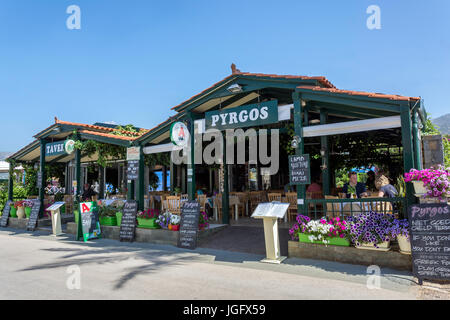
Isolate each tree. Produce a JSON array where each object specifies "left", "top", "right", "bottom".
[{"left": 422, "top": 114, "right": 450, "bottom": 167}]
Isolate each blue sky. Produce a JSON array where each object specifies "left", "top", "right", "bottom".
[{"left": 1, "top": 0, "right": 449, "bottom": 151}]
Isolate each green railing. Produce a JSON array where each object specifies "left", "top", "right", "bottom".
[{"left": 304, "top": 197, "right": 407, "bottom": 220}]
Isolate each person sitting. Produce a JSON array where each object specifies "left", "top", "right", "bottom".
[
  {"left": 81, "top": 183, "right": 97, "bottom": 201},
  {"left": 366, "top": 170, "right": 376, "bottom": 192},
  {"left": 306, "top": 173, "right": 322, "bottom": 198},
  {"left": 375, "top": 175, "right": 398, "bottom": 198},
  {"left": 343, "top": 172, "right": 367, "bottom": 198}
]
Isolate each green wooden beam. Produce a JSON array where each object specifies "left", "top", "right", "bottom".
[
  {"left": 320, "top": 110, "right": 330, "bottom": 195},
  {"left": 292, "top": 92, "right": 306, "bottom": 215},
  {"left": 187, "top": 112, "right": 196, "bottom": 200},
  {"left": 298, "top": 92, "right": 401, "bottom": 113},
  {"left": 401, "top": 107, "right": 416, "bottom": 209},
  {"left": 39, "top": 139, "right": 47, "bottom": 218}
]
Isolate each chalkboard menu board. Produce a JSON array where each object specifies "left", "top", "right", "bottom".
[
  {"left": 0, "top": 201, "right": 12, "bottom": 228},
  {"left": 178, "top": 201, "right": 200, "bottom": 250},
  {"left": 37, "top": 171, "right": 43, "bottom": 188},
  {"left": 409, "top": 203, "right": 450, "bottom": 283},
  {"left": 127, "top": 160, "right": 139, "bottom": 180},
  {"left": 79, "top": 202, "right": 101, "bottom": 242},
  {"left": 26, "top": 200, "right": 41, "bottom": 231},
  {"left": 119, "top": 200, "right": 137, "bottom": 242},
  {"left": 289, "top": 154, "right": 310, "bottom": 185}
]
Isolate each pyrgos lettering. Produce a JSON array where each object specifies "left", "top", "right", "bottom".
[{"left": 210, "top": 106, "right": 270, "bottom": 127}]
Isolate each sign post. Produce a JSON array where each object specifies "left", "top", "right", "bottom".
[
  {"left": 77, "top": 201, "right": 101, "bottom": 242},
  {"left": 46, "top": 201, "right": 66, "bottom": 236},
  {"left": 251, "top": 202, "right": 289, "bottom": 264},
  {"left": 409, "top": 203, "right": 450, "bottom": 284},
  {"left": 119, "top": 200, "right": 138, "bottom": 242},
  {"left": 0, "top": 200, "right": 13, "bottom": 228},
  {"left": 178, "top": 201, "right": 200, "bottom": 250},
  {"left": 26, "top": 200, "right": 42, "bottom": 231}
]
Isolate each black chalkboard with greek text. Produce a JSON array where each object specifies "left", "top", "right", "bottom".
[
  {"left": 26, "top": 200, "right": 41, "bottom": 231},
  {"left": 178, "top": 201, "right": 200, "bottom": 250},
  {"left": 289, "top": 154, "right": 310, "bottom": 185},
  {"left": 408, "top": 203, "right": 450, "bottom": 283},
  {"left": 0, "top": 201, "right": 12, "bottom": 228},
  {"left": 120, "top": 200, "right": 137, "bottom": 242}
]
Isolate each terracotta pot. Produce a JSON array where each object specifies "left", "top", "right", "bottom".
[{"left": 17, "top": 206, "right": 26, "bottom": 219}]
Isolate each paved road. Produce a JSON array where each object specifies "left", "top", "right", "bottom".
[{"left": 0, "top": 228, "right": 422, "bottom": 300}]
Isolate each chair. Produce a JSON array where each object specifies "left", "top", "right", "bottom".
[
  {"left": 197, "top": 194, "right": 207, "bottom": 212},
  {"left": 164, "top": 196, "right": 181, "bottom": 215},
  {"left": 249, "top": 191, "right": 264, "bottom": 213},
  {"left": 325, "top": 195, "right": 340, "bottom": 218},
  {"left": 231, "top": 192, "right": 247, "bottom": 217},
  {"left": 267, "top": 193, "right": 282, "bottom": 202},
  {"left": 285, "top": 192, "right": 298, "bottom": 222}
]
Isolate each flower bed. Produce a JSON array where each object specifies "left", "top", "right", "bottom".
[
  {"left": 289, "top": 215, "right": 350, "bottom": 246},
  {"left": 137, "top": 209, "right": 161, "bottom": 229},
  {"left": 290, "top": 211, "right": 411, "bottom": 251}
]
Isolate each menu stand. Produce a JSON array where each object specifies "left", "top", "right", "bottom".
[
  {"left": 46, "top": 202, "right": 65, "bottom": 236},
  {"left": 251, "top": 202, "right": 289, "bottom": 264}
]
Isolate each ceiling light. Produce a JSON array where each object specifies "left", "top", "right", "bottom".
[{"left": 227, "top": 84, "right": 243, "bottom": 94}]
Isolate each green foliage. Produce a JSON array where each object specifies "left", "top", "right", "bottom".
[
  {"left": 335, "top": 168, "right": 349, "bottom": 188},
  {"left": 280, "top": 123, "right": 295, "bottom": 155},
  {"left": 23, "top": 164, "right": 38, "bottom": 196},
  {"left": 71, "top": 131, "right": 126, "bottom": 168},
  {"left": 422, "top": 114, "right": 450, "bottom": 167},
  {"left": 0, "top": 184, "right": 27, "bottom": 212},
  {"left": 144, "top": 152, "right": 170, "bottom": 168}
]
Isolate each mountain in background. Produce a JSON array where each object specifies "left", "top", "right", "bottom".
[
  {"left": 432, "top": 113, "right": 450, "bottom": 135},
  {"left": 0, "top": 152, "right": 12, "bottom": 161}
]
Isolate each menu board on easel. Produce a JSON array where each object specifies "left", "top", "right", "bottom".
[
  {"left": 178, "top": 201, "right": 200, "bottom": 250},
  {"left": 26, "top": 200, "right": 42, "bottom": 231},
  {"left": 0, "top": 201, "right": 13, "bottom": 228},
  {"left": 409, "top": 203, "right": 450, "bottom": 284},
  {"left": 119, "top": 200, "right": 137, "bottom": 242}
]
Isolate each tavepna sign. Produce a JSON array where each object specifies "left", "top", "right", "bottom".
[
  {"left": 205, "top": 100, "right": 278, "bottom": 131},
  {"left": 45, "top": 140, "right": 76, "bottom": 157}
]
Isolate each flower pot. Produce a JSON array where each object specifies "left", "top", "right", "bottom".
[
  {"left": 99, "top": 216, "right": 117, "bottom": 226},
  {"left": 17, "top": 206, "right": 26, "bottom": 219},
  {"left": 137, "top": 217, "right": 160, "bottom": 229},
  {"left": 116, "top": 212, "right": 123, "bottom": 226},
  {"left": 74, "top": 210, "right": 79, "bottom": 225},
  {"left": 356, "top": 241, "right": 390, "bottom": 251},
  {"left": 397, "top": 235, "right": 411, "bottom": 254},
  {"left": 299, "top": 233, "right": 350, "bottom": 246},
  {"left": 169, "top": 224, "right": 180, "bottom": 231},
  {"left": 25, "top": 207, "right": 32, "bottom": 218},
  {"left": 10, "top": 207, "right": 17, "bottom": 218},
  {"left": 412, "top": 181, "right": 427, "bottom": 195}
]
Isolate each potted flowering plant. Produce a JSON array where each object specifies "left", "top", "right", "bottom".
[
  {"left": 23, "top": 200, "right": 34, "bottom": 218},
  {"left": 137, "top": 209, "right": 160, "bottom": 229},
  {"left": 156, "top": 211, "right": 171, "bottom": 229},
  {"left": 347, "top": 211, "right": 394, "bottom": 251},
  {"left": 289, "top": 215, "right": 350, "bottom": 246},
  {"left": 389, "top": 219, "right": 411, "bottom": 254},
  {"left": 404, "top": 165, "right": 450, "bottom": 201},
  {"left": 10, "top": 202, "right": 18, "bottom": 218},
  {"left": 113, "top": 202, "right": 125, "bottom": 226},
  {"left": 99, "top": 205, "right": 117, "bottom": 226},
  {"left": 199, "top": 211, "right": 209, "bottom": 230},
  {"left": 168, "top": 214, "right": 181, "bottom": 231},
  {"left": 14, "top": 200, "right": 26, "bottom": 219}
]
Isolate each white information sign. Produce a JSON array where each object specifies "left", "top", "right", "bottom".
[
  {"left": 46, "top": 202, "right": 66, "bottom": 212},
  {"left": 251, "top": 202, "right": 289, "bottom": 219},
  {"left": 127, "top": 147, "right": 141, "bottom": 161}
]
